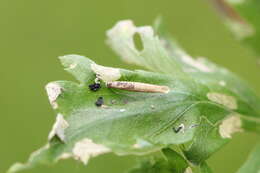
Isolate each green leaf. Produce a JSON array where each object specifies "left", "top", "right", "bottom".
[
  {"left": 7, "top": 20, "right": 260, "bottom": 173},
  {"left": 236, "top": 143, "right": 260, "bottom": 173},
  {"left": 154, "top": 17, "right": 260, "bottom": 164},
  {"left": 106, "top": 20, "right": 185, "bottom": 76},
  {"left": 191, "top": 162, "right": 213, "bottom": 173},
  {"left": 154, "top": 17, "right": 260, "bottom": 132},
  {"left": 210, "top": 0, "right": 260, "bottom": 58},
  {"left": 183, "top": 117, "right": 229, "bottom": 164},
  {"left": 128, "top": 148, "right": 188, "bottom": 173},
  {"left": 59, "top": 54, "right": 95, "bottom": 83},
  {"left": 162, "top": 148, "right": 188, "bottom": 173}
]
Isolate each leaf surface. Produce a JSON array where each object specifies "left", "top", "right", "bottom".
[
  {"left": 7, "top": 20, "right": 260, "bottom": 173},
  {"left": 128, "top": 148, "right": 188, "bottom": 173}
]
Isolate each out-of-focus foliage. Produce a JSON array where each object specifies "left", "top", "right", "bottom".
[
  {"left": 237, "top": 143, "right": 260, "bottom": 173},
  {"left": 210, "top": 0, "right": 260, "bottom": 58}
]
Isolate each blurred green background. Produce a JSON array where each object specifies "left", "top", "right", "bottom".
[{"left": 1, "top": 0, "right": 259, "bottom": 173}]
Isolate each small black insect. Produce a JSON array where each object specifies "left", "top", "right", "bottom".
[
  {"left": 95, "top": 97, "right": 104, "bottom": 107},
  {"left": 173, "top": 124, "right": 185, "bottom": 133},
  {"left": 89, "top": 83, "right": 101, "bottom": 92}
]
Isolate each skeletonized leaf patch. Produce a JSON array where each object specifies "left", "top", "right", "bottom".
[
  {"left": 207, "top": 92, "right": 237, "bottom": 110},
  {"left": 48, "top": 114, "right": 69, "bottom": 142},
  {"left": 219, "top": 114, "right": 243, "bottom": 138},
  {"left": 45, "top": 82, "right": 62, "bottom": 109},
  {"left": 72, "top": 138, "right": 111, "bottom": 164}
]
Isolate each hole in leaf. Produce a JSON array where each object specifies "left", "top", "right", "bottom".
[{"left": 133, "top": 32, "right": 144, "bottom": 51}]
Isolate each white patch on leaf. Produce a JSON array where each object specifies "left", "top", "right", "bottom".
[
  {"left": 219, "top": 80, "right": 226, "bottom": 86},
  {"left": 226, "top": 0, "right": 245, "bottom": 5},
  {"left": 72, "top": 138, "right": 111, "bottom": 164},
  {"left": 48, "top": 114, "right": 69, "bottom": 142},
  {"left": 181, "top": 55, "right": 213, "bottom": 72},
  {"left": 133, "top": 139, "right": 152, "bottom": 149},
  {"left": 185, "top": 167, "right": 193, "bottom": 173},
  {"left": 219, "top": 115, "right": 243, "bottom": 138},
  {"left": 57, "top": 153, "right": 72, "bottom": 160},
  {"left": 45, "top": 82, "right": 62, "bottom": 109},
  {"left": 226, "top": 20, "right": 254, "bottom": 40},
  {"left": 119, "top": 109, "right": 126, "bottom": 112},
  {"left": 91, "top": 63, "right": 121, "bottom": 82},
  {"left": 69, "top": 63, "right": 77, "bottom": 69},
  {"left": 207, "top": 92, "right": 237, "bottom": 110}
]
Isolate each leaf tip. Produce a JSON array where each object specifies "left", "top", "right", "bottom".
[
  {"left": 7, "top": 162, "right": 29, "bottom": 173},
  {"left": 45, "top": 82, "right": 62, "bottom": 109},
  {"left": 58, "top": 55, "right": 80, "bottom": 69},
  {"left": 58, "top": 54, "right": 95, "bottom": 70},
  {"left": 106, "top": 20, "right": 135, "bottom": 37}
]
